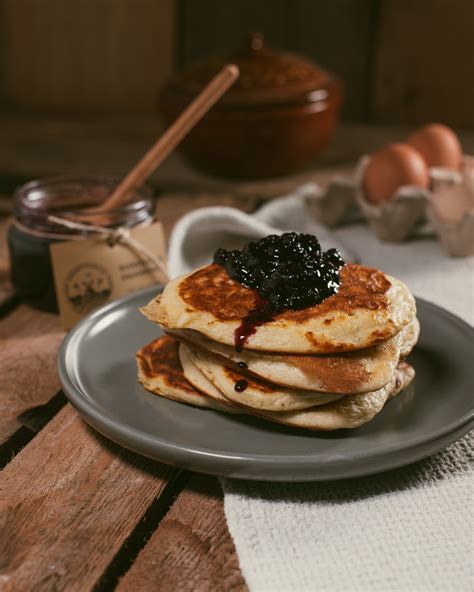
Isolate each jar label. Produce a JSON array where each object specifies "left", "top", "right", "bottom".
[{"left": 50, "top": 222, "right": 166, "bottom": 329}]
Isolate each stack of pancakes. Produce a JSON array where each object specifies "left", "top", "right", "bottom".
[{"left": 137, "top": 263, "right": 419, "bottom": 430}]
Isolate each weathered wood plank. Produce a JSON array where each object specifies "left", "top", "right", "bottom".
[
  {"left": 0, "top": 306, "right": 63, "bottom": 444},
  {"left": 0, "top": 405, "right": 179, "bottom": 592},
  {"left": 117, "top": 474, "right": 247, "bottom": 592},
  {"left": 2, "top": 0, "right": 175, "bottom": 113},
  {"left": 373, "top": 0, "right": 474, "bottom": 127}
]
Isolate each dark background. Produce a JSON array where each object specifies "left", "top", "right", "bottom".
[{"left": 1, "top": 0, "right": 473, "bottom": 127}]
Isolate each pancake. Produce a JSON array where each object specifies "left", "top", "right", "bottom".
[
  {"left": 177, "top": 343, "right": 240, "bottom": 412},
  {"left": 166, "top": 318, "right": 418, "bottom": 394},
  {"left": 256, "top": 362, "right": 415, "bottom": 431},
  {"left": 136, "top": 335, "right": 236, "bottom": 413},
  {"left": 137, "top": 336, "right": 415, "bottom": 431},
  {"left": 183, "top": 343, "right": 344, "bottom": 411},
  {"left": 180, "top": 340, "right": 416, "bottom": 430},
  {"left": 178, "top": 343, "right": 235, "bottom": 404},
  {"left": 143, "top": 263, "right": 416, "bottom": 353},
  {"left": 399, "top": 317, "right": 420, "bottom": 358}
]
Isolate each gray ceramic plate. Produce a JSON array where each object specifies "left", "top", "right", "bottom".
[{"left": 58, "top": 286, "right": 473, "bottom": 482}]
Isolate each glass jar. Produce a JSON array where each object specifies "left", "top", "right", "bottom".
[{"left": 8, "top": 174, "right": 154, "bottom": 312}]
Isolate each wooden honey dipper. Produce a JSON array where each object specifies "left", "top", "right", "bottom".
[{"left": 76, "top": 64, "right": 239, "bottom": 223}]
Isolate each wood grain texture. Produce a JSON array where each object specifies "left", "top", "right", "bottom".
[
  {"left": 2, "top": 0, "right": 175, "bottom": 112},
  {"left": 0, "top": 404, "right": 178, "bottom": 592},
  {"left": 0, "top": 306, "right": 63, "bottom": 444},
  {"left": 118, "top": 474, "right": 247, "bottom": 592},
  {"left": 287, "top": 0, "right": 378, "bottom": 122},
  {"left": 374, "top": 0, "right": 474, "bottom": 126}
]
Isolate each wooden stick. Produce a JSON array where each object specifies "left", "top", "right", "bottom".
[{"left": 99, "top": 64, "right": 239, "bottom": 213}]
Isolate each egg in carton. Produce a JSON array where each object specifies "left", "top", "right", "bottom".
[
  {"left": 309, "top": 123, "right": 473, "bottom": 253},
  {"left": 354, "top": 154, "right": 429, "bottom": 242},
  {"left": 308, "top": 149, "right": 430, "bottom": 240},
  {"left": 427, "top": 157, "right": 474, "bottom": 257}
]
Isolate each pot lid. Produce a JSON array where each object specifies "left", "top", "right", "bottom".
[{"left": 165, "top": 33, "right": 338, "bottom": 107}]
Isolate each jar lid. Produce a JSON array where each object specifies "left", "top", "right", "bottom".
[
  {"left": 13, "top": 175, "right": 153, "bottom": 236},
  {"left": 164, "top": 33, "right": 338, "bottom": 107}
]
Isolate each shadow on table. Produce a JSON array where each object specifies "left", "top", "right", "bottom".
[
  {"left": 222, "top": 432, "right": 473, "bottom": 503},
  {"left": 84, "top": 418, "right": 472, "bottom": 507}
]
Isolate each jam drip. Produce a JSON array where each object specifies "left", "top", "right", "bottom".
[
  {"left": 234, "top": 379, "right": 248, "bottom": 392},
  {"left": 234, "top": 293, "right": 276, "bottom": 352}
]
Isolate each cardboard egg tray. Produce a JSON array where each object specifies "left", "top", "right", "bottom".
[{"left": 307, "top": 156, "right": 474, "bottom": 257}]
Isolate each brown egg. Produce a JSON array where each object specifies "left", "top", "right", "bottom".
[
  {"left": 363, "top": 143, "right": 430, "bottom": 204},
  {"left": 407, "top": 123, "right": 462, "bottom": 170}
]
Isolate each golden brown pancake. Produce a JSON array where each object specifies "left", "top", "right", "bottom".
[
  {"left": 177, "top": 344, "right": 241, "bottom": 412},
  {"left": 139, "top": 336, "right": 415, "bottom": 431},
  {"left": 165, "top": 319, "right": 418, "bottom": 394},
  {"left": 144, "top": 263, "right": 416, "bottom": 353},
  {"left": 399, "top": 317, "right": 420, "bottom": 358},
  {"left": 136, "top": 335, "right": 236, "bottom": 412},
  {"left": 182, "top": 343, "right": 343, "bottom": 411},
  {"left": 253, "top": 361, "right": 415, "bottom": 431}
]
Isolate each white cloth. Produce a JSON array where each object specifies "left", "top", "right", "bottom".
[
  {"left": 223, "top": 440, "right": 473, "bottom": 592},
  {"left": 168, "top": 187, "right": 474, "bottom": 592},
  {"left": 167, "top": 184, "right": 357, "bottom": 276}
]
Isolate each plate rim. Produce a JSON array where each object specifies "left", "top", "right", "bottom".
[{"left": 58, "top": 287, "right": 474, "bottom": 480}]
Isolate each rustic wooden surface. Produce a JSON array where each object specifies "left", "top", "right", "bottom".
[
  {"left": 117, "top": 475, "right": 247, "bottom": 592},
  {"left": 373, "top": 0, "right": 474, "bottom": 127},
  {"left": 1, "top": 406, "right": 177, "bottom": 591},
  {"left": 2, "top": 0, "right": 175, "bottom": 113},
  {"left": 0, "top": 306, "right": 63, "bottom": 444},
  {"left": 0, "top": 192, "right": 249, "bottom": 591}
]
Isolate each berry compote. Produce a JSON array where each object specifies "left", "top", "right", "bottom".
[
  {"left": 214, "top": 233, "right": 345, "bottom": 351},
  {"left": 214, "top": 232, "right": 344, "bottom": 310}
]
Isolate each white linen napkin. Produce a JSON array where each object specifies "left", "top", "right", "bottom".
[
  {"left": 167, "top": 184, "right": 356, "bottom": 277},
  {"left": 222, "top": 437, "right": 473, "bottom": 592},
  {"left": 167, "top": 186, "right": 474, "bottom": 592}
]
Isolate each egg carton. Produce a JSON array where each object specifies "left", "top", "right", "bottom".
[{"left": 307, "top": 155, "right": 474, "bottom": 256}]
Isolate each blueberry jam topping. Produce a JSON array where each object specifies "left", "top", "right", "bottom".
[{"left": 214, "top": 232, "right": 345, "bottom": 311}]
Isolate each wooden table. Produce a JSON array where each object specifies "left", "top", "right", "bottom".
[{"left": 0, "top": 192, "right": 254, "bottom": 592}]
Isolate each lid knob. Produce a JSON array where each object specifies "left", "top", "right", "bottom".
[{"left": 247, "top": 32, "right": 264, "bottom": 52}]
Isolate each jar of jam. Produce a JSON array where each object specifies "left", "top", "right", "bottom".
[{"left": 8, "top": 175, "right": 154, "bottom": 312}]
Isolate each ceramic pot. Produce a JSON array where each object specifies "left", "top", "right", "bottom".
[{"left": 160, "top": 33, "right": 342, "bottom": 179}]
